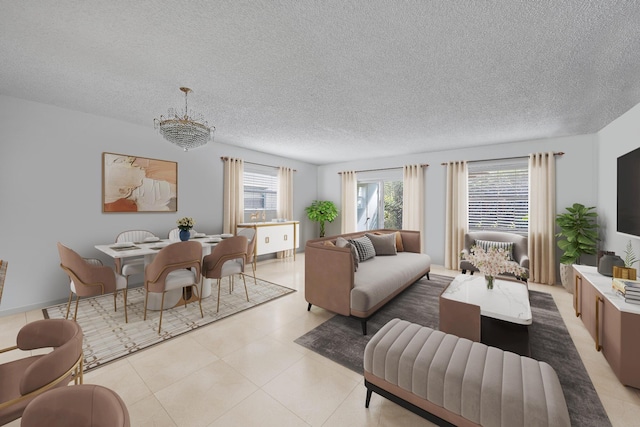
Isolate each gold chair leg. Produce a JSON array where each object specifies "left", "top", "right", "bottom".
[
  {"left": 113, "top": 291, "right": 117, "bottom": 312},
  {"left": 197, "top": 282, "right": 203, "bottom": 318},
  {"left": 73, "top": 295, "right": 80, "bottom": 321},
  {"left": 65, "top": 291, "right": 73, "bottom": 319},
  {"left": 158, "top": 292, "right": 166, "bottom": 334},
  {"left": 217, "top": 278, "right": 222, "bottom": 313},
  {"left": 252, "top": 264, "right": 257, "bottom": 286},
  {"left": 143, "top": 290, "right": 149, "bottom": 320},
  {"left": 242, "top": 273, "right": 249, "bottom": 302},
  {"left": 123, "top": 288, "right": 128, "bottom": 323}
]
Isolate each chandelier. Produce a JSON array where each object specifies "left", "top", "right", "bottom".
[{"left": 154, "top": 87, "right": 214, "bottom": 151}]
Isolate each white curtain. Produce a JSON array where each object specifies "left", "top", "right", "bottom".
[
  {"left": 341, "top": 171, "right": 357, "bottom": 233},
  {"left": 222, "top": 157, "right": 244, "bottom": 234},
  {"left": 402, "top": 164, "right": 425, "bottom": 251},
  {"left": 444, "top": 161, "right": 468, "bottom": 270},
  {"left": 277, "top": 166, "right": 294, "bottom": 258},
  {"left": 528, "top": 152, "right": 556, "bottom": 285}
]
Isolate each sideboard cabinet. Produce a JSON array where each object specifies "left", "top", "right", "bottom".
[
  {"left": 236, "top": 221, "right": 299, "bottom": 260},
  {"left": 573, "top": 265, "right": 640, "bottom": 388}
]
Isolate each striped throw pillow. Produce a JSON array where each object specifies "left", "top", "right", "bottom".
[
  {"left": 475, "top": 239, "right": 514, "bottom": 260},
  {"left": 349, "top": 236, "right": 376, "bottom": 262}
]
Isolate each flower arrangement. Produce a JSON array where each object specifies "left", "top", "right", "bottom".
[
  {"left": 461, "top": 246, "right": 527, "bottom": 288},
  {"left": 177, "top": 217, "right": 195, "bottom": 231}
]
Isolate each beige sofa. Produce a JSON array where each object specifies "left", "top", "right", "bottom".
[{"left": 305, "top": 229, "right": 431, "bottom": 334}]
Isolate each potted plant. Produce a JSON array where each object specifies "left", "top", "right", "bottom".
[
  {"left": 305, "top": 200, "right": 338, "bottom": 237},
  {"left": 614, "top": 240, "right": 639, "bottom": 280},
  {"left": 556, "top": 203, "right": 598, "bottom": 291}
]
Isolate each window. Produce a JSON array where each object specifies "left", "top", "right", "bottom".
[
  {"left": 468, "top": 159, "right": 528, "bottom": 234},
  {"left": 244, "top": 165, "right": 278, "bottom": 222},
  {"left": 357, "top": 170, "right": 403, "bottom": 231}
]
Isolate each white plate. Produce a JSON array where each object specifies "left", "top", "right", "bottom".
[
  {"left": 113, "top": 242, "right": 134, "bottom": 248},
  {"left": 208, "top": 234, "right": 221, "bottom": 238},
  {"left": 144, "top": 236, "right": 160, "bottom": 242},
  {"left": 193, "top": 233, "right": 206, "bottom": 238},
  {"left": 220, "top": 233, "right": 233, "bottom": 239},
  {"left": 208, "top": 237, "right": 222, "bottom": 243}
]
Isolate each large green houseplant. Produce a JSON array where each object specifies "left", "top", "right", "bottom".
[
  {"left": 305, "top": 200, "right": 338, "bottom": 237},
  {"left": 556, "top": 203, "right": 598, "bottom": 290}
]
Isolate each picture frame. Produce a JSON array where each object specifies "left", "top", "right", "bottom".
[{"left": 102, "top": 152, "right": 177, "bottom": 212}]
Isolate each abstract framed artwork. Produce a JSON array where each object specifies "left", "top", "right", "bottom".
[{"left": 102, "top": 152, "right": 177, "bottom": 212}]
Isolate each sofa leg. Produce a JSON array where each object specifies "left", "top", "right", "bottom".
[
  {"left": 365, "top": 387, "right": 373, "bottom": 408},
  {"left": 461, "top": 269, "right": 466, "bottom": 274},
  {"left": 470, "top": 271, "right": 474, "bottom": 275},
  {"left": 361, "top": 319, "right": 367, "bottom": 335},
  {"left": 307, "top": 303, "right": 312, "bottom": 311},
  {"left": 426, "top": 272, "right": 430, "bottom": 280}
]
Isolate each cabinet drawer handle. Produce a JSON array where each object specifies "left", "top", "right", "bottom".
[
  {"left": 265, "top": 237, "right": 269, "bottom": 244},
  {"left": 575, "top": 275, "right": 581, "bottom": 317},
  {"left": 595, "top": 295, "right": 603, "bottom": 352},
  {"left": 284, "top": 234, "right": 288, "bottom": 241}
]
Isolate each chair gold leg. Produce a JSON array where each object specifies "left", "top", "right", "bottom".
[
  {"left": 123, "top": 288, "right": 128, "bottom": 323},
  {"left": 242, "top": 274, "right": 249, "bottom": 302},
  {"left": 252, "top": 264, "right": 257, "bottom": 286},
  {"left": 73, "top": 295, "right": 80, "bottom": 321},
  {"left": 197, "top": 283, "right": 203, "bottom": 318},
  {"left": 158, "top": 293, "right": 166, "bottom": 334},
  {"left": 65, "top": 291, "right": 73, "bottom": 319},
  {"left": 217, "top": 278, "right": 222, "bottom": 313},
  {"left": 113, "top": 291, "right": 117, "bottom": 312},
  {"left": 143, "top": 290, "right": 149, "bottom": 320}
]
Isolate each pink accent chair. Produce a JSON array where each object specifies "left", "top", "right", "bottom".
[
  {"left": 143, "top": 241, "right": 203, "bottom": 333},
  {"left": 114, "top": 229, "right": 156, "bottom": 286},
  {"left": 0, "top": 319, "right": 84, "bottom": 425}
]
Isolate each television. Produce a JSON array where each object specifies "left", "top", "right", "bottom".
[{"left": 617, "top": 146, "right": 640, "bottom": 237}]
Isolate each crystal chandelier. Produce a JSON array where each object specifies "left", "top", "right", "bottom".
[{"left": 154, "top": 87, "right": 214, "bottom": 151}]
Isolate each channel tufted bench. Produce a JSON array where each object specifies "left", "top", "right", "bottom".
[{"left": 364, "top": 319, "right": 571, "bottom": 427}]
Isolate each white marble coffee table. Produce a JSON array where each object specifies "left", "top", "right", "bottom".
[{"left": 441, "top": 274, "right": 532, "bottom": 325}]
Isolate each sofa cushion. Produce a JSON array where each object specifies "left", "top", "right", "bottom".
[
  {"left": 336, "top": 237, "right": 358, "bottom": 271},
  {"left": 366, "top": 233, "right": 397, "bottom": 255},
  {"left": 475, "top": 239, "right": 514, "bottom": 260},
  {"left": 349, "top": 236, "right": 376, "bottom": 262}
]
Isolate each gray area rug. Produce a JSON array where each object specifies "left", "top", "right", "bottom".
[
  {"left": 44, "top": 277, "right": 295, "bottom": 372},
  {"left": 295, "top": 274, "right": 611, "bottom": 427}
]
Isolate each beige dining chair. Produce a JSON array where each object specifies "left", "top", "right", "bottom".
[
  {"left": 57, "top": 242, "right": 128, "bottom": 322},
  {"left": 114, "top": 229, "right": 155, "bottom": 288},
  {"left": 202, "top": 235, "right": 249, "bottom": 313},
  {"left": 236, "top": 228, "right": 257, "bottom": 285},
  {"left": 143, "top": 241, "right": 203, "bottom": 333}
]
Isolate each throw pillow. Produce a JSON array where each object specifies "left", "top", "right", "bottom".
[
  {"left": 349, "top": 236, "right": 376, "bottom": 262},
  {"left": 323, "top": 240, "right": 335, "bottom": 246},
  {"left": 395, "top": 231, "right": 404, "bottom": 252},
  {"left": 365, "top": 232, "right": 397, "bottom": 255},
  {"left": 475, "top": 239, "right": 514, "bottom": 260},
  {"left": 336, "top": 237, "right": 359, "bottom": 271}
]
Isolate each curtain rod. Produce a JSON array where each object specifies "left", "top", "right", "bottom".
[
  {"left": 440, "top": 152, "right": 564, "bottom": 166},
  {"left": 220, "top": 157, "right": 297, "bottom": 172},
  {"left": 337, "top": 164, "right": 429, "bottom": 174}
]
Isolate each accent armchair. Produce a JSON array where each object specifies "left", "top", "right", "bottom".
[{"left": 460, "top": 231, "right": 529, "bottom": 279}]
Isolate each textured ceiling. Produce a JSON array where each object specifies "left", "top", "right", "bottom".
[{"left": 2, "top": 1, "right": 640, "bottom": 165}]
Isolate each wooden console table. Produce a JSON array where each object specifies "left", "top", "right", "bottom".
[
  {"left": 236, "top": 221, "right": 299, "bottom": 263},
  {"left": 573, "top": 265, "right": 640, "bottom": 388}
]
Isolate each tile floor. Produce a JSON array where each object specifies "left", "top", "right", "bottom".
[{"left": 2, "top": 256, "right": 640, "bottom": 426}]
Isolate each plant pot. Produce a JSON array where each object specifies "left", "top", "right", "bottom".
[
  {"left": 613, "top": 266, "right": 637, "bottom": 280},
  {"left": 559, "top": 263, "right": 573, "bottom": 293}
]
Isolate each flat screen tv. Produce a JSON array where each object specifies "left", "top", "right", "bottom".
[{"left": 617, "top": 146, "right": 640, "bottom": 237}]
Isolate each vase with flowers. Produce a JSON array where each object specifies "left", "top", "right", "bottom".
[
  {"left": 177, "top": 217, "right": 195, "bottom": 241},
  {"left": 461, "top": 246, "right": 527, "bottom": 289}
]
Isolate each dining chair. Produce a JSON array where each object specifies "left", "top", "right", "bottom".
[
  {"left": 168, "top": 228, "right": 197, "bottom": 241},
  {"left": 236, "top": 228, "right": 257, "bottom": 285},
  {"left": 202, "top": 235, "right": 249, "bottom": 313},
  {"left": 57, "top": 242, "right": 128, "bottom": 322},
  {"left": 143, "top": 241, "right": 203, "bottom": 333},
  {"left": 114, "top": 229, "right": 156, "bottom": 289},
  {"left": 20, "top": 384, "right": 130, "bottom": 427},
  {"left": 0, "top": 319, "right": 84, "bottom": 425}
]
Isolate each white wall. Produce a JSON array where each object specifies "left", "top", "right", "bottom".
[
  {"left": 0, "top": 95, "right": 317, "bottom": 315},
  {"left": 597, "top": 103, "right": 640, "bottom": 256},
  {"left": 317, "top": 134, "right": 599, "bottom": 271}
]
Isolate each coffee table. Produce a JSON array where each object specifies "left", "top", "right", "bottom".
[{"left": 439, "top": 274, "right": 532, "bottom": 356}]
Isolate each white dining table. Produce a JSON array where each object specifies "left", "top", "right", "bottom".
[{"left": 95, "top": 237, "right": 220, "bottom": 311}]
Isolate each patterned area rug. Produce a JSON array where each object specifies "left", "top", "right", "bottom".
[
  {"left": 44, "top": 277, "right": 295, "bottom": 372},
  {"left": 295, "top": 274, "right": 611, "bottom": 427}
]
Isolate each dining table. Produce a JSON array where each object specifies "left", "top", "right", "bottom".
[{"left": 95, "top": 235, "right": 224, "bottom": 311}]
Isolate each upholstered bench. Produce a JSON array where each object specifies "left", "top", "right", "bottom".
[{"left": 364, "top": 318, "right": 571, "bottom": 427}]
